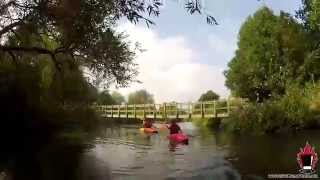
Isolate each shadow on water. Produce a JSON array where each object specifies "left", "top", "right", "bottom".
[{"left": 0, "top": 135, "right": 112, "bottom": 180}]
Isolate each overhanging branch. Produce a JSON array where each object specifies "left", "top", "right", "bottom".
[
  {"left": 0, "top": 45, "right": 65, "bottom": 70},
  {"left": 0, "top": 21, "right": 24, "bottom": 37},
  {"left": 0, "top": 45, "right": 54, "bottom": 54}
]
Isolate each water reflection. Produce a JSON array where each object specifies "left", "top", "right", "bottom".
[
  {"left": 2, "top": 122, "right": 320, "bottom": 180},
  {"left": 87, "top": 122, "right": 240, "bottom": 180}
]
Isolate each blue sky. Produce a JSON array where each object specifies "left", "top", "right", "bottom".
[{"left": 114, "top": 0, "right": 302, "bottom": 103}]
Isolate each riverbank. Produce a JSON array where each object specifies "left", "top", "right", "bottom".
[{"left": 222, "top": 84, "right": 320, "bottom": 134}]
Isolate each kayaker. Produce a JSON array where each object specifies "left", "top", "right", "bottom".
[
  {"left": 167, "top": 119, "right": 182, "bottom": 134},
  {"left": 143, "top": 118, "right": 154, "bottom": 128}
]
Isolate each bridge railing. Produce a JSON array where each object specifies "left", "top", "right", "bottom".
[{"left": 94, "top": 98, "right": 247, "bottom": 119}]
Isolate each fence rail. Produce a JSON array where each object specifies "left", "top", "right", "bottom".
[{"left": 94, "top": 99, "right": 246, "bottom": 119}]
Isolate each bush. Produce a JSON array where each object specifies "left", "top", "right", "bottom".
[
  {"left": 225, "top": 83, "right": 320, "bottom": 134},
  {"left": 224, "top": 102, "right": 284, "bottom": 134}
]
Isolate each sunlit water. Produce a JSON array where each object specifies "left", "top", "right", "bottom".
[{"left": 82, "top": 122, "right": 320, "bottom": 180}]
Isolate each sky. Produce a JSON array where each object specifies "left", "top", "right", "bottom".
[{"left": 112, "top": 0, "right": 302, "bottom": 103}]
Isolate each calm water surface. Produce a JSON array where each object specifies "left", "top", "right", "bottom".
[
  {"left": 83, "top": 122, "right": 320, "bottom": 180},
  {"left": 2, "top": 122, "right": 320, "bottom": 180}
]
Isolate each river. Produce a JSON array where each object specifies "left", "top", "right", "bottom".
[
  {"left": 81, "top": 122, "right": 320, "bottom": 180},
  {"left": 1, "top": 122, "right": 320, "bottom": 180}
]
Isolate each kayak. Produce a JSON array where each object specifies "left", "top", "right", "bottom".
[
  {"left": 168, "top": 133, "right": 189, "bottom": 144},
  {"left": 140, "top": 128, "right": 158, "bottom": 133}
]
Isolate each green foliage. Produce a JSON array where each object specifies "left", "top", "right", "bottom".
[
  {"left": 0, "top": 0, "right": 217, "bottom": 88},
  {"left": 309, "top": 0, "right": 320, "bottom": 30},
  {"left": 128, "top": 89, "right": 154, "bottom": 104},
  {"left": 225, "top": 7, "right": 308, "bottom": 102},
  {"left": 192, "top": 118, "right": 221, "bottom": 128},
  {"left": 277, "top": 84, "right": 312, "bottom": 126},
  {"left": 223, "top": 6, "right": 320, "bottom": 134},
  {"left": 226, "top": 83, "right": 320, "bottom": 134},
  {"left": 296, "top": 0, "right": 320, "bottom": 32},
  {"left": 96, "top": 90, "right": 116, "bottom": 105},
  {"left": 95, "top": 90, "right": 126, "bottom": 105},
  {"left": 111, "top": 91, "right": 126, "bottom": 104},
  {"left": 0, "top": 37, "right": 101, "bottom": 164},
  {"left": 198, "top": 90, "right": 220, "bottom": 101}
]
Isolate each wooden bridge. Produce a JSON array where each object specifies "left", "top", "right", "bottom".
[{"left": 95, "top": 99, "right": 246, "bottom": 120}]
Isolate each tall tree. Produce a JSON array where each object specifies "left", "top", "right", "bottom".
[
  {"left": 198, "top": 90, "right": 220, "bottom": 101},
  {"left": 225, "top": 7, "right": 307, "bottom": 102},
  {"left": 295, "top": 0, "right": 320, "bottom": 84},
  {"left": 128, "top": 89, "right": 154, "bottom": 104}
]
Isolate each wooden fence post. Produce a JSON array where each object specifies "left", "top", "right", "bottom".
[
  {"left": 164, "top": 103, "right": 167, "bottom": 120},
  {"left": 118, "top": 105, "right": 120, "bottom": 118},
  {"left": 134, "top": 104, "right": 136, "bottom": 119},
  {"left": 111, "top": 105, "right": 113, "bottom": 118},
  {"left": 213, "top": 101, "right": 216, "bottom": 118},
  {"left": 176, "top": 103, "right": 179, "bottom": 119},
  {"left": 125, "top": 104, "right": 128, "bottom": 119},
  {"left": 143, "top": 104, "right": 146, "bottom": 119},
  {"left": 227, "top": 100, "right": 230, "bottom": 115},
  {"left": 201, "top": 103, "right": 204, "bottom": 119},
  {"left": 189, "top": 103, "right": 192, "bottom": 119},
  {"left": 153, "top": 104, "right": 156, "bottom": 119}
]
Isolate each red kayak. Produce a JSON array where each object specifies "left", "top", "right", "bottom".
[{"left": 168, "top": 133, "right": 189, "bottom": 144}]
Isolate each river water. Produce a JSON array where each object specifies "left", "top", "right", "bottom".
[
  {"left": 80, "top": 122, "right": 320, "bottom": 180},
  {"left": 2, "top": 122, "right": 320, "bottom": 180}
]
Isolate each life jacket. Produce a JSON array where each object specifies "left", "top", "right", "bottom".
[{"left": 169, "top": 123, "right": 181, "bottom": 134}]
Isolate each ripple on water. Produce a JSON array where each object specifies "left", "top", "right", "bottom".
[{"left": 95, "top": 137, "right": 152, "bottom": 151}]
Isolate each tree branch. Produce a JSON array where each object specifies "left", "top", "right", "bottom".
[
  {"left": 0, "top": 45, "right": 63, "bottom": 70},
  {"left": 0, "top": 20, "right": 24, "bottom": 37},
  {"left": 0, "top": 45, "right": 54, "bottom": 54}
]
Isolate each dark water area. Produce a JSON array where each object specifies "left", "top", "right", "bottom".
[{"left": 1, "top": 122, "right": 320, "bottom": 180}]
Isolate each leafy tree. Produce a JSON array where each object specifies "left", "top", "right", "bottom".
[
  {"left": 111, "top": 91, "right": 126, "bottom": 104},
  {"left": 0, "top": 0, "right": 216, "bottom": 86},
  {"left": 225, "top": 7, "right": 308, "bottom": 102},
  {"left": 296, "top": 0, "right": 314, "bottom": 30},
  {"left": 128, "top": 89, "right": 154, "bottom": 104},
  {"left": 296, "top": 0, "right": 320, "bottom": 32},
  {"left": 198, "top": 90, "right": 220, "bottom": 101},
  {"left": 295, "top": 0, "right": 320, "bottom": 84},
  {"left": 96, "top": 90, "right": 116, "bottom": 105}
]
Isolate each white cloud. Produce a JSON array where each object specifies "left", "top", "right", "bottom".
[{"left": 112, "top": 23, "right": 229, "bottom": 103}]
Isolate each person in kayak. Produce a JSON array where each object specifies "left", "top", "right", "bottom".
[
  {"left": 143, "top": 118, "right": 155, "bottom": 128},
  {"left": 167, "top": 119, "right": 182, "bottom": 134}
]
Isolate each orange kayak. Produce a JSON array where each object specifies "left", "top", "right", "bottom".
[{"left": 140, "top": 128, "right": 158, "bottom": 133}]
